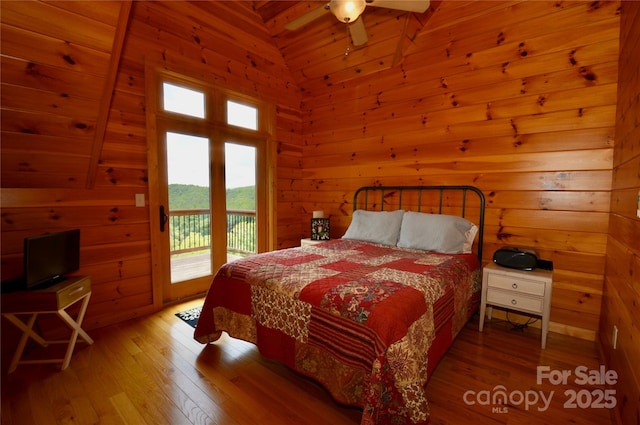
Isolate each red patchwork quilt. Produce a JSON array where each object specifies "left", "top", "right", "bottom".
[{"left": 194, "top": 239, "right": 481, "bottom": 424}]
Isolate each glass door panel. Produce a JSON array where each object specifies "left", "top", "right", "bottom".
[
  {"left": 225, "top": 142, "right": 257, "bottom": 261},
  {"left": 166, "top": 132, "right": 212, "bottom": 283}
]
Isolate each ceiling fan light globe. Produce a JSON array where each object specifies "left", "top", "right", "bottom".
[{"left": 330, "top": 0, "right": 366, "bottom": 23}]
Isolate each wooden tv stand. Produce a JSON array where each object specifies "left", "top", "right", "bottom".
[{"left": 1, "top": 275, "right": 93, "bottom": 372}]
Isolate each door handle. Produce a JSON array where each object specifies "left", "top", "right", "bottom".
[{"left": 159, "top": 205, "right": 169, "bottom": 232}]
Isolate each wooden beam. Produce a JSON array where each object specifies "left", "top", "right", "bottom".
[
  {"left": 392, "top": 0, "right": 441, "bottom": 67},
  {"left": 86, "top": 0, "right": 132, "bottom": 188},
  {"left": 392, "top": 14, "right": 411, "bottom": 68}
]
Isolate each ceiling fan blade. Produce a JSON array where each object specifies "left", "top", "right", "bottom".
[
  {"left": 368, "top": 0, "right": 430, "bottom": 13},
  {"left": 284, "top": 3, "right": 331, "bottom": 31},
  {"left": 349, "top": 17, "right": 368, "bottom": 46}
]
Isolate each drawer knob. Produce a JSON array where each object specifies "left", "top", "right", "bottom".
[
  {"left": 512, "top": 283, "right": 518, "bottom": 289},
  {"left": 511, "top": 299, "right": 517, "bottom": 305}
]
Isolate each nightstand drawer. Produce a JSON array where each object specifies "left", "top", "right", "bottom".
[
  {"left": 486, "top": 288, "right": 543, "bottom": 314},
  {"left": 487, "top": 273, "right": 544, "bottom": 296},
  {"left": 56, "top": 277, "right": 91, "bottom": 307},
  {"left": 2, "top": 276, "right": 91, "bottom": 312},
  {"left": 480, "top": 262, "right": 553, "bottom": 348}
]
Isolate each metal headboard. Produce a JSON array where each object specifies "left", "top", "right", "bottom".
[{"left": 353, "top": 185, "right": 486, "bottom": 262}]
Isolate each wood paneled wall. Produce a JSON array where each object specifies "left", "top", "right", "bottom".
[
  {"left": 300, "top": 1, "right": 621, "bottom": 341},
  {"left": 0, "top": 0, "right": 630, "bottom": 363},
  {"left": 600, "top": 2, "right": 640, "bottom": 424},
  {"left": 1, "top": 1, "right": 304, "bottom": 334},
  {"left": 0, "top": 0, "right": 124, "bottom": 188}
]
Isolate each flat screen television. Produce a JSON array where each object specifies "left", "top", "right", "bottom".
[{"left": 23, "top": 229, "right": 80, "bottom": 289}]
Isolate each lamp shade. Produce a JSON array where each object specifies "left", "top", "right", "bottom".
[{"left": 329, "top": 0, "right": 366, "bottom": 23}]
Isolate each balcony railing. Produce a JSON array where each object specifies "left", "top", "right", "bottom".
[
  {"left": 226, "top": 209, "right": 256, "bottom": 255},
  {"left": 168, "top": 209, "right": 256, "bottom": 256}
]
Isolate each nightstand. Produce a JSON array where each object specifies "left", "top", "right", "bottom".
[
  {"left": 1, "top": 275, "right": 94, "bottom": 372},
  {"left": 301, "top": 238, "right": 325, "bottom": 246},
  {"left": 479, "top": 263, "right": 553, "bottom": 348}
]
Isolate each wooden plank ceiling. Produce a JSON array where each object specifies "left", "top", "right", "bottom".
[
  {"left": 0, "top": 0, "right": 435, "bottom": 189},
  {"left": 253, "top": 0, "right": 437, "bottom": 91}
]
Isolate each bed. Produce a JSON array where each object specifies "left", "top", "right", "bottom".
[{"left": 194, "top": 185, "right": 485, "bottom": 425}]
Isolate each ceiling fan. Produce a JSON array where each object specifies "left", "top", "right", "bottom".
[{"left": 285, "top": 0, "right": 431, "bottom": 48}]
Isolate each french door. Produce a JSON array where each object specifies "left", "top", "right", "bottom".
[{"left": 146, "top": 68, "right": 273, "bottom": 304}]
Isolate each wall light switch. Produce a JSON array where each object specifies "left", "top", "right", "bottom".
[{"left": 135, "top": 193, "right": 145, "bottom": 207}]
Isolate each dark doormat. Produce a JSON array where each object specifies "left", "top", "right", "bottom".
[{"left": 175, "top": 306, "right": 201, "bottom": 328}]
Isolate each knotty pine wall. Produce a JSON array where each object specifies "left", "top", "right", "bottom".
[
  {"left": 0, "top": 0, "right": 631, "bottom": 362},
  {"left": 300, "top": 1, "right": 621, "bottom": 342},
  {"left": 0, "top": 1, "right": 304, "bottom": 335},
  {"left": 600, "top": 2, "right": 640, "bottom": 424}
]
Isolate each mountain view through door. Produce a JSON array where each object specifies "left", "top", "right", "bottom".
[
  {"left": 158, "top": 81, "right": 262, "bottom": 301},
  {"left": 167, "top": 143, "right": 257, "bottom": 283}
]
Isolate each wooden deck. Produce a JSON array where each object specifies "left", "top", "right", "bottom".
[{"left": 170, "top": 251, "right": 243, "bottom": 283}]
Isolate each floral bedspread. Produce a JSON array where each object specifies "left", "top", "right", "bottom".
[{"left": 194, "top": 239, "right": 481, "bottom": 425}]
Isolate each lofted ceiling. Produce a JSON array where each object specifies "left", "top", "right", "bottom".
[
  {"left": 253, "top": 1, "right": 437, "bottom": 91},
  {"left": 0, "top": 0, "right": 436, "bottom": 189}
]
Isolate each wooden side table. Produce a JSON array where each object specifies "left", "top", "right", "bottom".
[
  {"left": 1, "top": 275, "right": 93, "bottom": 372},
  {"left": 479, "top": 263, "right": 553, "bottom": 349}
]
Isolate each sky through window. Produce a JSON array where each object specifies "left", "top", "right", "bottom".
[{"left": 163, "top": 84, "right": 258, "bottom": 189}]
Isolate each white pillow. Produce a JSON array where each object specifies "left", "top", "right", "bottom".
[
  {"left": 397, "top": 211, "right": 478, "bottom": 254},
  {"left": 342, "top": 209, "right": 405, "bottom": 246}
]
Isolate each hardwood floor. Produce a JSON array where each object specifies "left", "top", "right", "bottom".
[{"left": 1, "top": 298, "right": 614, "bottom": 425}]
